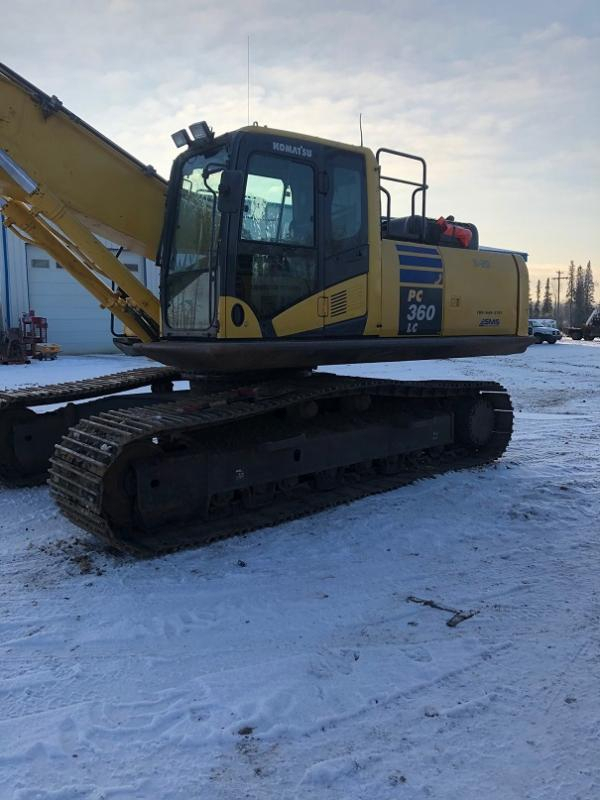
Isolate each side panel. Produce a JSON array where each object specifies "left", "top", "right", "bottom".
[
  {"left": 272, "top": 274, "right": 368, "bottom": 337},
  {"left": 219, "top": 297, "right": 262, "bottom": 338},
  {"left": 442, "top": 249, "right": 519, "bottom": 335},
  {"left": 272, "top": 292, "right": 322, "bottom": 337},
  {"left": 380, "top": 240, "right": 522, "bottom": 337}
]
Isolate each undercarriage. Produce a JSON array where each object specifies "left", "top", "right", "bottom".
[{"left": 45, "top": 372, "right": 513, "bottom": 556}]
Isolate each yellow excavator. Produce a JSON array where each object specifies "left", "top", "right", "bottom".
[{"left": 0, "top": 63, "right": 531, "bottom": 554}]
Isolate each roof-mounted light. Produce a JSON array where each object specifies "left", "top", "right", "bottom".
[
  {"left": 171, "top": 129, "right": 191, "bottom": 148},
  {"left": 189, "top": 121, "right": 214, "bottom": 143}
]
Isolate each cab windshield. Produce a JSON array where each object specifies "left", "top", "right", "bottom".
[{"left": 165, "top": 146, "right": 227, "bottom": 330}]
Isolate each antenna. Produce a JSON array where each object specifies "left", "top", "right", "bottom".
[
  {"left": 247, "top": 35, "right": 250, "bottom": 126},
  {"left": 359, "top": 113, "right": 363, "bottom": 146}
]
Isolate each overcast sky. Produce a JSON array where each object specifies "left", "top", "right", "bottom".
[{"left": 2, "top": 0, "right": 598, "bottom": 291}]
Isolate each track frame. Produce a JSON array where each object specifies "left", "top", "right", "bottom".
[{"left": 48, "top": 373, "right": 513, "bottom": 556}]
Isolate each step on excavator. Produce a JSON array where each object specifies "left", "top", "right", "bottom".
[{"left": 0, "top": 63, "right": 532, "bottom": 555}]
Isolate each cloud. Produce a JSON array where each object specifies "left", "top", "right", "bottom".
[{"left": 1, "top": 0, "right": 598, "bottom": 283}]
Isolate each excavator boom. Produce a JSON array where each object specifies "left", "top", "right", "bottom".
[
  {"left": 0, "top": 62, "right": 166, "bottom": 256},
  {"left": 0, "top": 63, "right": 163, "bottom": 340}
]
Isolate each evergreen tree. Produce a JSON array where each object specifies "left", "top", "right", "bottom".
[
  {"left": 533, "top": 279, "right": 541, "bottom": 316},
  {"left": 584, "top": 261, "right": 595, "bottom": 320},
  {"left": 541, "top": 278, "right": 553, "bottom": 315},
  {"left": 574, "top": 265, "right": 585, "bottom": 326}
]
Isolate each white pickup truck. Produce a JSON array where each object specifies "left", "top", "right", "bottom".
[{"left": 528, "top": 319, "right": 562, "bottom": 344}]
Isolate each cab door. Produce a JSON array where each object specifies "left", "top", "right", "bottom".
[{"left": 224, "top": 134, "right": 325, "bottom": 338}]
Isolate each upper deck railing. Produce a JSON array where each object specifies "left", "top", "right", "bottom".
[{"left": 376, "top": 147, "right": 428, "bottom": 240}]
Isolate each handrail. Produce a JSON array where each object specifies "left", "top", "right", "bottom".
[
  {"left": 376, "top": 147, "right": 428, "bottom": 240},
  {"left": 380, "top": 186, "right": 392, "bottom": 227}
]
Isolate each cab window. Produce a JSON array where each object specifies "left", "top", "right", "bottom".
[
  {"left": 241, "top": 154, "right": 314, "bottom": 247},
  {"left": 236, "top": 153, "right": 318, "bottom": 322},
  {"left": 325, "top": 152, "right": 366, "bottom": 256}
]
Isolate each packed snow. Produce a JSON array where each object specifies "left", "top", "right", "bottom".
[{"left": 1, "top": 343, "right": 599, "bottom": 800}]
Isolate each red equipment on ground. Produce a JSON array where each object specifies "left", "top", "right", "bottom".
[
  {"left": 15, "top": 310, "right": 59, "bottom": 360},
  {"left": 21, "top": 310, "right": 48, "bottom": 356}
]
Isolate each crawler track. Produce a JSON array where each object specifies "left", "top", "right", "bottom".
[
  {"left": 0, "top": 366, "right": 179, "bottom": 411},
  {"left": 0, "top": 367, "right": 180, "bottom": 485},
  {"left": 48, "top": 373, "right": 513, "bottom": 557}
]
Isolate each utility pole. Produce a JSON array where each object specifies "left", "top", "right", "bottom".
[{"left": 552, "top": 270, "right": 565, "bottom": 324}]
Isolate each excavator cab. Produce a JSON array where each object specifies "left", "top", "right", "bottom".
[{"left": 159, "top": 126, "right": 371, "bottom": 345}]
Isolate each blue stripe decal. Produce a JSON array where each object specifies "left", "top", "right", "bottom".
[
  {"left": 396, "top": 244, "right": 439, "bottom": 255},
  {"left": 400, "top": 269, "right": 443, "bottom": 285},
  {"left": 398, "top": 255, "right": 443, "bottom": 268}
]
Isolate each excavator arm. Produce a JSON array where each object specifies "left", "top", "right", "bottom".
[{"left": 0, "top": 63, "right": 167, "bottom": 342}]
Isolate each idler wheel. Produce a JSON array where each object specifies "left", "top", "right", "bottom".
[
  {"left": 455, "top": 397, "right": 495, "bottom": 448},
  {"left": 102, "top": 442, "right": 159, "bottom": 530}
]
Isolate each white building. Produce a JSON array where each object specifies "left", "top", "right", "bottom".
[{"left": 0, "top": 223, "right": 160, "bottom": 354}]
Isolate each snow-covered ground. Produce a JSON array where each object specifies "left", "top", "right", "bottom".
[{"left": 1, "top": 343, "right": 599, "bottom": 800}]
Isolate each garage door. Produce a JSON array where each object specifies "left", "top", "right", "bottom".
[{"left": 26, "top": 245, "right": 147, "bottom": 354}]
